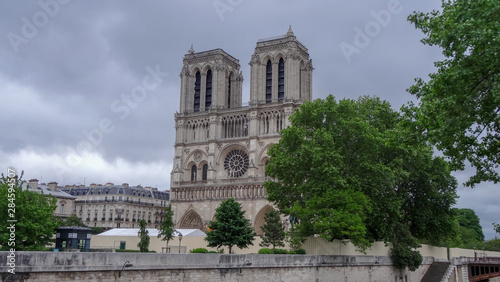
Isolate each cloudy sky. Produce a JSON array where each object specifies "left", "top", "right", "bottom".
[{"left": 1, "top": 1, "right": 498, "bottom": 239}]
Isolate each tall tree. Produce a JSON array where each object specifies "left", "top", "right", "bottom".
[
  {"left": 407, "top": 0, "right": 500, "bottom": 187},
  {"left": 157, "top": 205, "right": 175, "bottom": 252},
  {"left": 0, "top": 173, "right": 58, "bottom": 251},
  {"left": 59, "top": 213, "right": 87, "bottom": 227},
  {"left": 137, "top": 219, "right": 150, "bottom": 252},
  {"left": 205, "top": 198, "right": 256, "bottom": 254},
  {"left": 265, "top": 95, "right": 457, "bottom": 270},
  {"left": 493, "top": 223, "right": 500, "bottom": 236},
  {"left": 456, "top": 209, "right": 485, "bottom": 245},
  {"left": 259, "top": 209, "right": 285, "bottom": 250}
]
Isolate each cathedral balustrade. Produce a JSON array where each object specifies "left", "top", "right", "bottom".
[
  {"left": 170, "top": 184, "right": 267, "bottom": 202},
  {"left": 221, "top": 114, "right": 249, "bottom": 139}
]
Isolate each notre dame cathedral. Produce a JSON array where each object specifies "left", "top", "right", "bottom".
[{"left": 170, "top": 27, "right": 313, "bottom": 235}]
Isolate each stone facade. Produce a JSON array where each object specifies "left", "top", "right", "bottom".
[
  {"left": 170, "top": 27, "right": 313, "bottom": 234},
  {"left": 0, "top": 252, "right": 433, "bottom": 282},
  {"left": 62, "top": 183, "right": 169, "bottom": 229},
  {"left": 26, "top": 179, "right": 76, "bottom": 220}
]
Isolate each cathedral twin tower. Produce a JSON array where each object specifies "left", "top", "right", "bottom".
[{"left": 171, "top": 27, "right": 313, "bottom": 235}]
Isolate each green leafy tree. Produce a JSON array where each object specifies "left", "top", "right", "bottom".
[
  {"left": 205, "top": 198, "right": 256, "bottom": 254},
  {"left": 90, "top": 226, "right": 105, "bottom": 235},
  {"left": 0, "top": 173, "right": 58, "bottom": 251},
  {"left": 407, "top": 0, "right": 500, "bottom": 187},
  {"left": 259, "top": 209, "right": 285, "bottom": 250},
  {"left": 137, "top": 219, "right": 150, "bottom": 252},
  {"left": 60, "top": 213, "right": 87, "bottom": 227},
  {"left": 157, "top": 205, "right": 175, "bottom": 252},
  {"left": 286, "top": 228, "right": 306, "bottom": 251},
  {"left": 265, "top": 95, "right": 457, "bottom": 270},
  {"left": 494, "top": 223, "right": 500, "bottom": 236},
  {"left": 453, "top": 209, "right": 485, "bottom": 248}
]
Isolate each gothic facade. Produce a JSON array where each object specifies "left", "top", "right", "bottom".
[{"left": 170, "top": 27, "right": 313, "bottom": 235}]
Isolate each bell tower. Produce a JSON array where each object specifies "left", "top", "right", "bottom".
[
  {"left": 178, "top": 46, "right": 243, "bottom": 114},
  {"left": 249, "top": 26, "right": 313, "bottom": 105}
]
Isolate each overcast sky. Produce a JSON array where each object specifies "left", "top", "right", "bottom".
[{"left": 1, "top": 1, "right": 498, "bottom": 239}]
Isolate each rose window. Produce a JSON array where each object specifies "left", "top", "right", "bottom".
[{"left": 224, "top": 149, "right": 249, "bottom": 178}]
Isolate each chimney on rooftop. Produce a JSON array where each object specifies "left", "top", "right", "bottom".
[
  {"left": 105, "top": 182, "right": 114, "bottom": 187},
  {"left": 48, "top": 181, "right": 58, "bottom": 191},
  {"left": 28, "top": 179, "right": 39, "bottom": 190},
  {"left": 122, "top": 183, "right": 129, "bottom": 188}
]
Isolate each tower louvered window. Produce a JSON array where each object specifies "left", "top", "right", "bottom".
[
  {"left": 278, "top": 58, "right": 284, "bottom": 102},
  {"left": 227, "top": 74, "right": 232, "bottom": 108},
  {"left": 194, "top": 71, "right": 201, "bottom": 112},
  {"left": 205, "top": 69, "right": 212, "bottom": 110},
  {"left": 266, "top": 60, "right": 272, "bottom": 103}
]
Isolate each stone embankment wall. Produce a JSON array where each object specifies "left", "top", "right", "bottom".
[{"left": 0, "top": 252, "right": 433, "bottom": 282}]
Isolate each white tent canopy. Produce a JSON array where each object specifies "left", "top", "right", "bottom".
[{"left": 97, "top": 228, "right": 206, "bottom": 237}]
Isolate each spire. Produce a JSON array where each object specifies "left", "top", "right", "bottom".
[
  {"left": 286, "top": 25, "right": 294, "bottom": 37},
  {"left": 188, "top": 44, "right": 195, "bottom": 54}
]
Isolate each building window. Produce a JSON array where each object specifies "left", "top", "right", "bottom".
[
  {"left": 265, "top": 160, "right": 269, "bottom": 177},
  {"left": 224, "top": 149, "right": 249, "bottom": 178},
  {"left": 202, "top": 164, "right": 208, "bottom": 181},
  {"left": 205, "top": 69, "right": 212, "bottom": 110},
  {"left": 266, "top": 60, "right": 272, "bottom": 103},
  {"left": 227, "top": 74, "right": 232, "bottom": 108},
  {"left": 191, "top": 165, "right": 197, "bottom": 181},
  {"left": 60, "top": 204, "right": 64, "bottom": 214},
  {"left": 278, "top": 58, "right": 284, "bottom": 102},
  {"left": 194, "top": 71, "right": 201, "bottom": 112}
]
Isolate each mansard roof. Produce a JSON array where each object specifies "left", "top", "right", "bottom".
[{"left": 61, "top": 184, "right": 169, "bottom": 200}]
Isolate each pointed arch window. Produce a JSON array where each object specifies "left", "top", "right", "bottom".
[
  {"left": 194, "top": 71, "right": 201, "bottom": 112},
  {"left": 191, "top": 165, "right": 197, "bottom": 181},
  {"left": 278, "top": 58, "right": 285, "bottom": 102},
  {"left": 202, "top": 164, "right": 208, "bottom": 181},
  {"left": 266, "top": 60, "right": 272, "bottom": 103},
  {"left": 205, "top": 69, "right": 212, "bottom": 110},
  {"left": 227, "top": 73, "right": 232, "bottom": 108}
]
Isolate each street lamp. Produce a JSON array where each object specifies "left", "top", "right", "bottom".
[
  {"left": 239, "top": 260, "right": 252, "bottom": 274},
  {"left": 177, "top": 231, "right": 183, "bottom": 253},
  {"left": 118, "top": 261, "right": 133, "bottom": 278}
]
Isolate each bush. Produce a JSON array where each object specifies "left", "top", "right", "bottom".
[
  {"left": 189, "top": 248, "right": 209, "bottom": 253},
  {"left": 207, "top": 251, "right": 217, "bottom": 253},
  {"left": 273, "top": 248, "right": 288, "bottom": 254},
  {"left": 484, "top": 238, "right": 500, "bottom": 252},
  {"left": 115, "top": 249, "right": 156, "bottom": 253},
  {"left": 295, "top": 249, "right": 306, "bottom": 254},
  {"left": 287, "top": 250, "right": 297, "bottom": 254},
  {"left": 258, "top": 248, "right": 274, "bottom": 254}
]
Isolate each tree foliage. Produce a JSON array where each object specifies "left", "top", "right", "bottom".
[
  {"left": 59, "top": 213, "right": 87, "bottom": 227},
  {"left": 205, "top": 198, "right": 256, "bottom": 254},
  {"left": 265, "top": 95, "right": 458, "bottom": 270},
  {"left": 137, "top": 219, "right": 150, "bottom": 252},
  {"left": 0, "top": 173, "right": 58, "bottom": 251},
  {"left": 407, "top": 0, "right": 500, "bottom": 186},
  {"left": 259, "top": 209, "right": 285, "bottom": 250},
  {"left": 157, "top": 204, "right": 175, "bottom": 251},
  {"left": 450, "top": 208, "right": 485, "bottom": 249},
  {"left": 494, "top": 223, "right": 500, "bottom": 236}
]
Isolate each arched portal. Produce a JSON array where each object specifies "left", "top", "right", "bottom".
[
  {"left": 254, "top": 205, "right": 274, "bottom": 236},
  {"left": 178, "top": 209, "right": 203, "bottom": 230}
]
